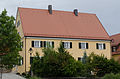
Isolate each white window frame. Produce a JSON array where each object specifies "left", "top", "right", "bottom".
[
  {"left": 81, "top": 42, "right": 87, "bottom": 49},
  {"left": 98, "top": 43, "right": 104, "bottom": 50},
  {"left": 64, "top": 42, "right": 70, "bottom": 49},
  {"left": 34, "top": 41, "right": 41, "bottom": 48}
]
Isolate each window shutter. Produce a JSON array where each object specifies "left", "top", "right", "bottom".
[
  {"left": 32, "top": 41, "right": 34, "bottom": 47},
  {"left": 79, "top": 43, "right": 81, "bottom": 49},
  {"left": 40, "top": 41, "right": 43, "bottom": 47},
  {"left": 96, "top": 43, "right": 99, "bottom": 49},
  {"left": 86, "top": 43, "right": 88, "bottom": 49},
  {"left": 44, "top": 41, "right": 46, "bottom": 47},
  {"left": 52, "top": 41, "right": 54, "bottom": 48},
  {"left": 62, "top": 42, "right": 64, "bottom": 48},
  {"left": 103, "top": 43, "right": 106, "bottom": 49},
  {"left": 70, "top": 42, "right": 72, "bottom": 48}
]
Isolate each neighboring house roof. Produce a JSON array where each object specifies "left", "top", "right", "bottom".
[
  {"left": 110, "top": 33, "right": 120, "bottom": 46},
  {"left": 18, "top": 7, "right": 110, "bottom": 40},
  {"left": 112, "top": 52, "right": 120, "bottom": 55}
]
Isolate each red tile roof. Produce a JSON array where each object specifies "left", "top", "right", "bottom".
[
  {"left": 112, "top": 52, "right": 120, "bottom": 55},
  {"left": 18, "top": 7, "right": 110, "bottom": 40},
  {"left": 110, "top": 33, "right": 120, "bottom": 46}
]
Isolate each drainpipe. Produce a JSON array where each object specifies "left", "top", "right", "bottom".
[{"left": 25, "top": 37, "right": 26, "bottom": 72}]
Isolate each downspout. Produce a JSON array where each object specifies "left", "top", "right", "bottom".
[{"left": 25, "top": 37, "right": 26, "bottom": 72}]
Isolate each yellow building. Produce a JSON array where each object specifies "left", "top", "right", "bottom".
[{"left": 15, "top": 5, "right": 111, "bottom": 73}]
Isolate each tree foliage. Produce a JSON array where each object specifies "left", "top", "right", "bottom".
[
  {"left": 87, "top": 53, "right": 120, "bottom": 77},
  {"left": 0, "top": 9, "right": 21, "bottom": 69},
  {"left": 31, "top": 42, "right": 84, "bottom": 77}
]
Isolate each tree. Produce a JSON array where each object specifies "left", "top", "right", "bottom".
[
  {"left": 87, "top": 53, "right": 120, "bottom": 77},
  {"left": 31, "top": 42, "right": 84, "bottom": 77},
  {"left": 0, "top": 9, "right": 21, "bottom": 69}
]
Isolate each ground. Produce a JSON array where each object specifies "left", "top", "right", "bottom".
[{"left": 2, "top": 72, "right": 25, "bottom": 79}]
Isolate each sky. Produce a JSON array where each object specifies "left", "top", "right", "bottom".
[{"left": 0, "top": 0, "right": 120, "bottom": 35}]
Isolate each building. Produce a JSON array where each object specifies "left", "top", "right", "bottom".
[
  {"left": 110, "top": 33, "right": 120, "bottom": 63},
  {"left": 16, "top": 5, "right": 111, "bottom": 73}
]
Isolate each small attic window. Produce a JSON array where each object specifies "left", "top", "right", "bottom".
[{"left": 17, "top": 20, "right": 20, "bottom": 27}]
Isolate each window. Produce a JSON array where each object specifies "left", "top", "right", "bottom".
[
  {"left": 78, "top": 57, "right": 83, "bottom": 62},
  {"left": 32, "top": 41, "right": 54, "bottom": 48},
  {"left": 45, "top": 41, "right": 54, "bottom": 48},
  {"left": 17, "top": 20, "right": 20, "bottom": 27},
  {"left": 78, "top": 57, "right": 82, "bottom": 61},
  {"left": 32, "top": 41, "right": 41, "bottom": 48},
  {"left": 19, "top": 57, "right": 23, "bottom": 66},
  {"left": 112, "top": 46, "right": 117, "bottom": 52},
  {"left": 79, "top": 43, "right": 88, "bottom": 49},
  {"left": 30, "top": 57, "right": 34, "bottom": 64},
  {"left": 34, "top": 41, "right": 40, "bottom": 48},
  {"left": 62, "top": 42, "right": 72, "bottom": 49},
  {"left": 96, "top": 43, "right": 106, "bottom": 50}
]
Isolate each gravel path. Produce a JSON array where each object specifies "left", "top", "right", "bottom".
[{"left": 2, "top": 73, "right": 26, "bottom": 79}]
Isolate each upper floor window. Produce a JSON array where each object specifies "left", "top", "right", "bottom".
[
  {"left": 44, "top": 41, "right": 54, "bottom": 48},
  {"left": 112, "top": 46, "right": 117, "bottom": 52},
  {"left": 17, "top": 20, "right": 20, "bottom": 27},
  {"left": 79, "top": 43, "right": 88, "bottom": 49},
  {"left": 32, "top": 41, "right": 54, "bottom": 48},
  {"left": 32, "top": 41, "right": 41, "bottom": 48},
  {"left": 62, "top": 42, "right": 72, "bottom": 49},
  {"left": 96, "top": 43, "right": 106, "bottom": 50}
]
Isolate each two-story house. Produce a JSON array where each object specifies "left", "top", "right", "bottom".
[
  {"left": 16, "top": 5, "right": 111, "bottom": 73},
  {"left": 110, "top": 33, "right": 120, "bottom": 63}
]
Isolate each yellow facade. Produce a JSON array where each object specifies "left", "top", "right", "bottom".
[{"left": 16, "top": 11, "right": 111, "bottom": 74}]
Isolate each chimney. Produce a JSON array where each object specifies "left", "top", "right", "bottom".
[
  {"left": 48, "top": 5, "right": 52, "bottom": 14},
  {"left": 74, "top": 9, "right": 78, "bottom": 16}
]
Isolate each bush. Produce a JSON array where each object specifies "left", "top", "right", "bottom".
[
  {"left": 102, "top": 73, "right": 120, "bottom": 79},
  {"left": 87, "top": 53, "right": 120, "bottom": 77},
  {"left": 31, "top": 42, "right": 85, "bottom": 77}
]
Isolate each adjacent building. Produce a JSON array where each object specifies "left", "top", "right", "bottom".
[
  {"left": 110, "top": 33, "right": 120, "bottom": 63},
  {"left": 16, "top": 5, "right": 111, "bottom": 73}
]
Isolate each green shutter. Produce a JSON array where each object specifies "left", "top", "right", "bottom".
[
  {"left": 32, "top": 41, "right": 34, "bottom": 47},
  {"left": 44, "top": 41, "right": 46, "bottom": 47},
  {"left": 52, "top": 41, "right": 54, "bottom": 48},
  {"left": 103, "top": 43, "right": 106, "bottom": 49},
  {"left": 96, "top": 43, "right": 99, "bottom": 49},
  {"left": 79, "top": 43, "right": 81, "bottom": 49},
  {"left": 70, "top": 42, "right": 72, "bottom": 48},
  {"left": 86, "top": 43, "right": 88, "bottom": 49}
]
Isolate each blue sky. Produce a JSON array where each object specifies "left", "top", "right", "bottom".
[{"left": 0, "top": 0, "right": 120, "bottom": 35}]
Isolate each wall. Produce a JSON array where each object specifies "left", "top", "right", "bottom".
[{"left": 25, "top": 37, "right": 111, "bottom": 72}]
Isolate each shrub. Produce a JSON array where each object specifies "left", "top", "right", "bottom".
[
  {"left": 87, "top": 53, "right": 120, "bottom": 77},
  {"left": 31, "top": 42, "right": 84, "bottom": 77},
  {"left": 102, "top": 73, "right": 120, "bottom": 79}
]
